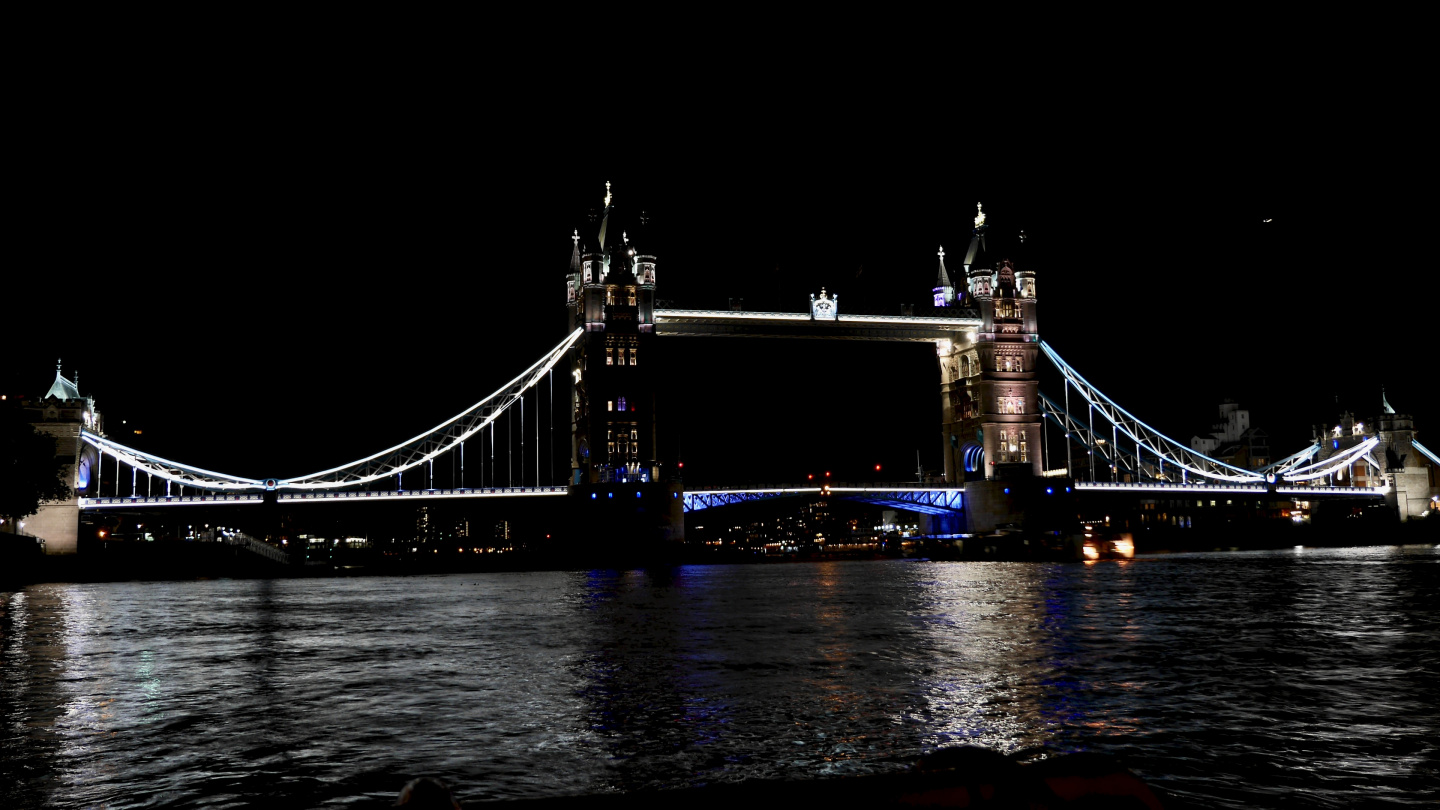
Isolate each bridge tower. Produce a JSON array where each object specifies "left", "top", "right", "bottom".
[
  {"left": 564, "top": 183, "right": 682, "bottom": 545},
  {"left": 960, "top": 205, "right": 1041, "bottom": 481},
  {"left": 19, "top": 363, "right": 104, "bottom": 554}
]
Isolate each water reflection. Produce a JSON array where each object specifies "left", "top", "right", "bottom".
[{"left": 2, "top": 547, "right": 1436, "bottom": 808}]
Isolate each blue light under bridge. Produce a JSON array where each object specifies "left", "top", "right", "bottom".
[{"left": 683, "top": 487, "right": 963, "bottom": 516}]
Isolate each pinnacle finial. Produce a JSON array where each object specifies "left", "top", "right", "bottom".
[
  {"left": 604, "top": 180, "right": 612, "bottom": 207},
  {"left": 974, "top": 202, "right": 986, "bottom": 230},
  {"left": 938, "top": 245, "right": 945, "bottom": 260},
  {"left": 572, "top": 229, "right": 579, "bottom": 246},
  {"left": 56, "top": 358, "right": 62, "bottom": 374},
  {"left": 623, "top": 230, "right": 628, "bottom": 245}
]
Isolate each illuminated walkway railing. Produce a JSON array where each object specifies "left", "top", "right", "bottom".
[{"left": 82, "top": 486, "right": 568, "bottom": 509}]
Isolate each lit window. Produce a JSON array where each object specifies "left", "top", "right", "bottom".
[
  {"left": 629, "top": 348, "right": 637, "bottom": 366},
  {"left": 605, "top": 348, "right": 614, "bottom": 366},
  {"left": 608, "top": 400, "right": 614, "bottom": 412},
  {"left": 606, "top": 287, "right": 615, "bottom": 305},
  {"left": 627, "top": 287, "right": 637, "bottom": 306},
  {"left": 631, "top": 429, "right": 638, "bottom": 441},
  {"left": 617, "top": 397, "right": 627, "bottom": 412}
]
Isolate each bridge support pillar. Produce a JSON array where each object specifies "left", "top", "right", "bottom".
[
  {"left": 28, "top": 497, "right": 80, "bottom": 555},
  {"left": 960, "top": 479, "right": 1075, "bottom": 534},
  {"left": 562, "top": 480, "right": 685, "bottom": 558}
]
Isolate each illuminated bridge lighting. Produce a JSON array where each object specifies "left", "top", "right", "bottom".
[
  {"left": 683, "top": 487, "right": 963, "bottom": 515},
  {"left": 81, "top": 487, "right": 569, "bottom": 509}
]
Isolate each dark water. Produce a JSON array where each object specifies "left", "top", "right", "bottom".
[{"left": 3, "top": 546, "right": 1437, "bottom": 808}]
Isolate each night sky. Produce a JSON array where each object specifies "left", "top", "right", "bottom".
[{"left": 7, "top": 87, "right": 1432, "bottom": 489}]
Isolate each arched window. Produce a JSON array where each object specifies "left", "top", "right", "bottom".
[
  {"left": 617, "top": 396, "right": 627, "bottom": 412},
  {"left": 960, "top": 355, "right": 971, "bottom": 378}
]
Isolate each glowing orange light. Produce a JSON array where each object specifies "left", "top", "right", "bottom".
[{"left": 875, "top": 464, "right": 882, "bottom": 471}]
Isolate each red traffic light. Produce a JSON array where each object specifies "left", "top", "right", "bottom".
[
  {"left": 678, "top": 462, "right": 684, "bottom": 468},
  {"left": 807, "top": 474, "right": 814, "bottom": 480},
  {"left": 875, "top": 464, "right": 882, "bottom": 471},
  {"left": 825, "top": 471, "right": 831, "bottom": 478}
]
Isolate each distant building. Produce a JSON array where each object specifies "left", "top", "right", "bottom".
[{"left": 1190, "top": 400, "right": 1270, "bottom": 470}]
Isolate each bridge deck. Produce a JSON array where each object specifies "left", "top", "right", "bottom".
[
  {"left": 79, "top": 481, "right": 1385, "bottom": 511},
  {"left": 81, "top": 487, "right": 568, "bottom": 509}
]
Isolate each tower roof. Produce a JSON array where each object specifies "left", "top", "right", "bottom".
[
  {"left": 569, "top": 229, "right": 582, "bottom": 274},
  {"left": 45, "top": 361, "right": 80, "bottom": 400},
  {"left": 1382, "top": 388, "right": 1396, "bottom": 415},
  {"left": 934, "top": 245, "right": 952, "bottom": 289}
]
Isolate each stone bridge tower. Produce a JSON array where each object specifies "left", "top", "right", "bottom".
[
  {"left": 20, "top": 363, "right": 104, "bottom": 554},
  {"left": 957, "top": 205, "right": 1042, "bottom": 482},
  {"left": 563, "top": 183, "right": 682, "bottom": 546}
]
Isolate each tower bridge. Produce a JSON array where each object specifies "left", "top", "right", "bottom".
[{"left": 16, "top": 185, "right": 1431, "bottom": 556}]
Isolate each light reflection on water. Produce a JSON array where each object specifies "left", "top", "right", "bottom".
[{"left": 1, "top": 546, "right": 1436, "bottom": 808}]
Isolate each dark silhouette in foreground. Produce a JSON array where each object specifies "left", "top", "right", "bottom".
[{"left": 396, "top": 777, "right": 461, "bottom": 809}]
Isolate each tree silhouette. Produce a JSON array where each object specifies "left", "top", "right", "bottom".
[{"left": 1, "top": 405, "right": 72, "bottom": 529}]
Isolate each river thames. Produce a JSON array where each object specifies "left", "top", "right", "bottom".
[{"left": 2, "top": 546, "right": 1436, "bottom": 808}]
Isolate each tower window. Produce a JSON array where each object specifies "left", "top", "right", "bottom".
[
  {"left": 629, "top": 348, "right": 637, "bottom": 366},
  {"left": 996, "top": 428, "right": 1027, "bottom": 463},
  {"left": 627, "top": 287, "right": 637, "bottom": 306},
  {"left": 617, "top": 396, "right": 627, "bottom": 412},
  {"left": 608, "top": 400, "right": 614, "bottom": 412},
  {"left": 605, "top": 348, "right": 614, "bottom": 366},
  {"left": 606, "top": 287, "right": 615, "bottom": 305}
]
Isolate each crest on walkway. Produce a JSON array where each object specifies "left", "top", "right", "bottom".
[{"left": 810, "top": 288, "right": 838, "bottom": 321}]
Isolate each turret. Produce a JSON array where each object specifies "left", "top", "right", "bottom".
[{"left": 933, "top": 245, "right": 956, "bottom": 307}]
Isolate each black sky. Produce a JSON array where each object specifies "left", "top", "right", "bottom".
[{"left": 6, "top": 57, "right": 1433, "bottom": 487}]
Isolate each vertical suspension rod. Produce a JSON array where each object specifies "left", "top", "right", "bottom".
[
  {"left": 1064, "top": 378, "right": 1073, "bottom": 477},
  {"left": 549, "top": 368, "right": 554, "bottom": 486}
]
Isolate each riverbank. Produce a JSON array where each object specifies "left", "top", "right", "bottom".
[{"left": 5, "top": 518, "right": 1434, "bottom": 587}]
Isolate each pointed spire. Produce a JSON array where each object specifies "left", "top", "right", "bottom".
[
  {"left": 935, "top": 245, "right": 952, "bottom": 287},
  {"left": 1382, "top": 387, "right": 1396, "bottom": 415},
  {"left": 569, "top": 229, "right": 582, "bottom": 273},
  {"left": 598, "top": 181, "right": 613, "bottom": 251},
  {"left": 964, "top": 202, "right": 988, "bottom": 269}
]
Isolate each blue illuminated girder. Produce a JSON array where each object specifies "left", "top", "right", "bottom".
[{"left": 683, "top": 487, "right": 963, "bottom": 515}]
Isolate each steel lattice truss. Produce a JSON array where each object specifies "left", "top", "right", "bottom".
[
  {"left": 1040, "top": 341, "right": 1382, "bottom": 485},
  {"left": 683, "top": 487, "right": 963, "bottom": 515},
  {"left": 80, "top": 329, "right": 583, "bottom": 492}
]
